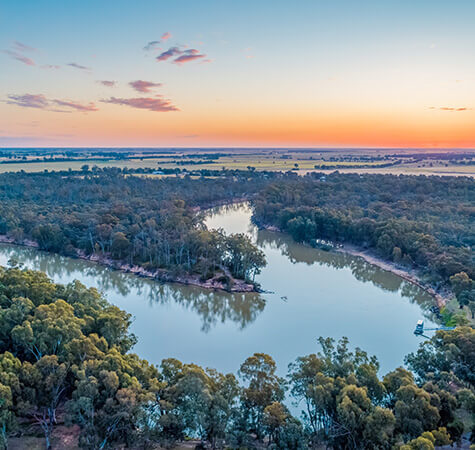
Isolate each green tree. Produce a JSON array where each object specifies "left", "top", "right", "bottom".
[
  {"left": 239, "top": 353, "right": 284, "bottom": 440},
  {"left": 20, "top": 356, "right": 68, "bottom": 450},
  {"left": 12, "top": 299, "right": 84, "bottom": 361}
]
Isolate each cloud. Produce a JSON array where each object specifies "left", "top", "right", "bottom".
[
  {"left": 6, "top": 93, "right": 98, "bottom": 112},
  {"left": 2, "top": 49, "right": 35, "bottom": 66},
  {"left": 173, "top": 49, "right": 206, "bottom": 64},
  {"left": 98, "top": 80, "right": 117, "bottom": 87},
  {"left": 156, "top": 46, "right": 182, "bottom": 61},
  {"left": 129, "top": 80, "right": 162, "bottom": 93},
  {"left": 157, "top": 46, "right": 208, "bottom": 64},
  {"left": 101, "top": 96, "right": 179, "bottom": 112},
  {"left": 6, "top": 94, "right": 48, "bottom": 109},
  {"left": 429, "top": 106, "right": 471, "bottom": 112},
  {"left": 67, "top": 62, "right": 91, "bottom": 71},
  {"left": 51, "top": 99, "right": 98, "bottom": 112},
  {"left": 144, "top": 40, "right": 161, "bottom": 51},
  {"left": 161, "top": 32, "right": 172, "bottom": 41},
  {"left": 13, "top": 41, "right": 36, "bottom": 52}
]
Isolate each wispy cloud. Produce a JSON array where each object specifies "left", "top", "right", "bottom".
[
  {"left": 2, "top": 49, "right": 35, "bottom": 66},
  {"left": 51, "top": 99, "right": 98, "bottom": 112},
  {"left": 6, "top": 94, "right": 48, "bottom": 109},
  {"left": 144, "top": 32, "right": 171, "bottom": 51},
  {"left": 157, "top": 46, "right": 208, "bottom": 65},
  {"left": 67, "top": 62, "right": 91, "bottom": 71},
  {"left": 144, "top": 40, "right": 161, "bottom": 51},
  {"left": 156, "top": 46, "right": 182, "bottom": 61},
  {"left": 129, "top": 80, "right": 162, "bottom": 93},
  {"left": 429, "top": 106, "right": 471, "bottom": 111},
  {"left": 12, "top": 41, "right": 36, "bottom": 52},
  {"left": 101, "top": 96, "right": 179, "bottom": 112},
  {"left": 6, "top": 93, "right": 98, "bottom": 112},
  {"left": 173, "top": 49, "right": 206, "bottom": 65},
  {"left": 98, "top": 80, "right": 117, "bottom": 87}
]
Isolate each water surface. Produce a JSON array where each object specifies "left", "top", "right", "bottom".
[{"left": 0, "top": 203, "right": 436, "bottom": 376}]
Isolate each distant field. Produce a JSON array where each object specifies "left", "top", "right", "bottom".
[{"left": 0, "top": 149, "right": 473, "bottom": 177}]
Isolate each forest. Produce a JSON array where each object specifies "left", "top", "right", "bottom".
[
  {"left": 0, "top": 169, "right": 473, "bottom": 306},
  {"left": 252, "top": 172, "right": 475, "bottom": 318},
  {"left": 0, "top": 168, "right": 278, "bottom": 289},
  {"left": 0, "top": 266, "right": 473, "bottom": 449}
]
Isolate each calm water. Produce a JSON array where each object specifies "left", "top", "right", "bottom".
[{"left": 0, "top": 203, "right": 436, "bottom": 376}]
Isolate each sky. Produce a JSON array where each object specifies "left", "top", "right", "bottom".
[{"left": 1, "top": 0, "right": 474, "bottom": 148}]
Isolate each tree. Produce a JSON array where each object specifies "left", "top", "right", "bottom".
[
  {"left": 20, "top": 356, "right": 68, "bottom": 450},
  {"left": 405, "top": 327, "right": 475, "bottom": 386},
  {"left": 12, "top": 299, "right": 84, "bottom": 361},
  {"left": 67, "top": 352, "right": 158, "bottom": 449},
  {"left": 0, "top": 383, "right": 13, "bottom": 449},
  {"left": 239, "top": 353, "right": 284, "bottom": 440},
  {"left": 263, "top": 401, "right": 287, "bottom": 444},
  {"left": 393, "top": 384, "right": 439, "bottom": 440},
  {"left": 450, "top": 272, "right": 472, "bottom": 296},
  {"left": 288, "top": 354, "right": 325, "bottom": 436},
  {"left": 111, "top": 232, "right": 130, "bottom": 259}
]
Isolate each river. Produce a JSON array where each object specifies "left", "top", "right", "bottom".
[{"left": 0, "top": 202, "right": 437, "bottom": 377}]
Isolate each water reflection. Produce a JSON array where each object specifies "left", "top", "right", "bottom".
[
  {"left": 0, "top": 203, "right": 439, "bottom": 375},
  {"left": 0, "top": 202, "right": 436, "bottom": 333},
  {"left": 0, "top": 244, "right": 265, "bottom": 332},
  {"left": 255, "top": 229, "right": 435, "bottom": 314}
]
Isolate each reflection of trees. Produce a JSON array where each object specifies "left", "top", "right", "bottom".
[
  {"left": 255, "top": 229, "right": 435, "bottom": 315},
  {"left": 205, "top": 202, "right": 252, "bottom": 218},
  {"left": 0, "top": 244, "right": 135, "bottom": 296},
  {"left": 204, "top": 202, "right": 257, "bottom": 238},
  {"left": 146, "top": 284, "right": 266, "bottom": 332},
  {"left": 0, "top": 243, "right": 266, "bottom": 332}
]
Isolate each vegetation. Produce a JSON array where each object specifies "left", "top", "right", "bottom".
[
  {"left": 0, "top": 267, "right": 472, "bottom": 449},
  {"left": 0, "top": 165, "right": 473, "bottom": 447},
  {"left": 0, "top": 169, "right": 271, "bottom": 288},
  {"left": 253, "top": 172, "right": 475, "bottom": 317},
  {"left": 0, "top": 148, "right": 472, "bottom": 176}
]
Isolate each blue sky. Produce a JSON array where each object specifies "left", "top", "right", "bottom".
[{"left": 1, "top": 0, "right": 474, "bottom": 147}]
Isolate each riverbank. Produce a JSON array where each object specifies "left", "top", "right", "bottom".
[
  {"left": 253, "top": 221, "right": 452, "bottom": 308},
  {"left": 0, "top": 235, "right": 257, "bottom": 293},
  {"left": 336, "top": 244, "right": 452, "bottom": 308}
]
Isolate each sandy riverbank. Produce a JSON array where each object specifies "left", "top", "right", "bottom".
[
  {"left": 254, "top": 222, "right": 452, "bottom": 308},
  {"left": 337, "top": 244, "right": 452, "bottom": 308}
]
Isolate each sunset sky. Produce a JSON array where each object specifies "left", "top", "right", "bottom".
[{"left": 1, "top": 0, "right": 474, "bottom": 148}]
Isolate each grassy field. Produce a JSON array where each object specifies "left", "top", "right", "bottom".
[{"left": 0, "top": 149, "right": 473, "bottom": 177}]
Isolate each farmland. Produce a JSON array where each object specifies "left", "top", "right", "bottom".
[{"left": 0, "top": 148, "right": 474, "bottom": 176}]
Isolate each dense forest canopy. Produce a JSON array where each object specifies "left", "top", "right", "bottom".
[
  {"left": 0, "top": 266, "right": 473, "bottom": 449},
  {"left": 0, "top": 168, "right": 277, "bottom": 287},
  {"left": 252, "top": 172, "right": 475, "bottom": 317}
]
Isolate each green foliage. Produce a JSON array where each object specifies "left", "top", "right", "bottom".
[
  {"left": 253, "top": 173, "right": 474, "bottom": 291},
  {"left": 0, "top": 169, "right": 270, "bottom": 283},
  {"left": 0, "top": 266, "right": 472, "bottom": 448},
  {"left": 405, "top": 326, "right": 475, "bottom": 386},
  {"left": 239, "top": 353, "right": 285, "bottom": 440}
]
